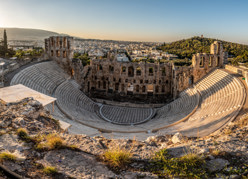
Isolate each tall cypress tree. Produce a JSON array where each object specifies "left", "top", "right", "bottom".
[{"left": 3, "top": 29, "right": 7, "bottom": 52}]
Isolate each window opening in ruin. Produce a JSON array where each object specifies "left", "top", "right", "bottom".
[
  {"left": 98, "top": 81, "right": 101, "bottom": 88},
  {"left": 140, "top": 79, "right": 143, "bottom": 83},
  {"left": 121, "top": 84, "right": 125, "bottom": 91},
  {"left": 51, "top": 50, "right": 54, "bottom": 56},
  {"left": 51, "top": 37, "right": 54, "bottom": 46},
  {"left": 153, "top": 80, "right": 156, "bottom": 84},
  {"left": 136, "top": 67, "right": 141, "bottom": 76},
  {"left": 145, "top": 80, "right": 148, "bottom": 83},
  {"left": 113, "top": 78, "right": 116, "bottom": 82},
  {"left": 161, "top": 67, "right": 166, "bottom": 76},
  {"left": 125, "top": 79, "right": 128, "bottom": 83},
  {"left": 133, "top": 79, "right": 136, "bottom": 83},
  {"left": 216, "top": 57, "right": 220, "bottom": 66},
  {"left": 209, "top": 56, "right": 212, "bottom": 67},
  {"left": 119, "top": 79, "right": 121, "bottom": 83},
  {"left": 147, "top": 84, "right": 154, "bottom": 92},
  {"left": 115, "top": 83, "right": 119, "bottom": 91},
  {"left": 155, "top": 86, "right": 159, "bottom": 93},
  {"left": 142, "top": 86, "right": 146, "bottom": 92},
  {"left": 88, "top": 82, "right": 90, "bottom": 92},
  {"left": 149, "top": 67, "right": 154, "bottom": 76},
  {"left": 63, "top": 51, "right": 67, "bottom": 58},
  {"left": 166, "top": 80, "right": 168, "bottom": 84},
  {"left": 60, "top": 40, "right": 62, "bottom": 48},
  {"left": 56, "top": 50, "right": 60, "bottom": 57},
  {"left": 56, "top": 37, "right": 59, "bottom": 47},
  {"left": 122, "top": 66, "right": 126, "bottom": 73},
  {"left": 109, "top": 66, "right": 114, "bottom": 73},
  {"left": 128, "top": 66, "right": 134, "bottom": 77},
  {"left": 103, "top": 81, "right": 106, "bottom": 89},
  {"left": 200, "top": 57, "right": 204, "bottom": 67},
  {"left": 162, "top": 85, "right": 165, "bottom": 92},
  {"left": 136, "top": 85, "right": 139, "bottom": 92},
  {"left": 63, "top": 37, "right": 66, "bottom": 47},
  {"left": 159, "top": 80, "right": 161, "bottom": 84}
]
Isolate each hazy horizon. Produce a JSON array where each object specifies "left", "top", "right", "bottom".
[{"left": 0, "top": 0, "right": 248, "bottom": 44}]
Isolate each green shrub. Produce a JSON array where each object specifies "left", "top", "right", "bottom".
[{"left": 151, "top": 149, "right": 207, "bottom": 178}]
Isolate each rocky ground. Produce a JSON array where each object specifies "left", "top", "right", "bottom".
[{"left": 0, "top": 98, "right": 247, "bottom": 178}]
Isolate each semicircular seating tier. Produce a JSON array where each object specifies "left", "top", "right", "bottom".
[
  {"left": 10, "top": 61, "right": 245, "bottom": 137},
  {"left": 10, "top": 61, "right": 70, "bottom": 96},
  {"left": 158, "top": 69, "right": 246, "bottom": 137}
]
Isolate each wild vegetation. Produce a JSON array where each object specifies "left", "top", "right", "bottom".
[
  {"left": 158, "top": 36, "right": 248, "bottom": 61},
  {"left": 73, "top": 52, "right": 91, "bottom": 66}
]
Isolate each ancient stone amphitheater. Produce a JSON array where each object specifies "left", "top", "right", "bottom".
[{"left": 10, "top": 61, "right": 246, "bottom": 140}]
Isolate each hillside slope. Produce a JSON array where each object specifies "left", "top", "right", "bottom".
[
  {"left": 0, "top": 28, "right": 65, "bottom": 41},
  {"left": 159, "top": 36, "right": 248, "bottom": 60}
]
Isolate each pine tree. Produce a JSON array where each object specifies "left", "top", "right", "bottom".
[{"left": 3, "top": 29, "right": 7, "bottom": 52}]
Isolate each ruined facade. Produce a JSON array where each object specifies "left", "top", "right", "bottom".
[
  {"left": 44, "top": 36, "right": 227, "bottom": 103},
  {"left": 44, "top": 36, "right": 83, "bottom": 82}
]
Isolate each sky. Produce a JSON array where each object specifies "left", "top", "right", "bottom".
[{"left": 0, "top": 0, "right": 248, "bottom": 44}]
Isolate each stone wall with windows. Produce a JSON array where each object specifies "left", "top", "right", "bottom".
[{"left": 44, "top": 37, "right": 227, "bottom": 103}]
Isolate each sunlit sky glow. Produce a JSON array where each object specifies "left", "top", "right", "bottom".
[{"left": 0, "top": 0, "right": 248, "bottom": 43}]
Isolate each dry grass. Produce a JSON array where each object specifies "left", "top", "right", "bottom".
[
  {"left": 0, "top": 152, "right": 17, "bottom": 161},
  {"left": 43, "top": 166, "right": 58, "bottom": 174},
  {"left": 35, "top": 133, "right": 64, "bottom": 150},
  {"left": 46, "top": 134, "right": 63, "bottom": 149},
  {"left": 211, "top": 149, "right": 221, "bottom": 156},
  {"left": 102, "top": 147, "right": 133, "bottom": 168},
  {"left": 17, "top": 128, "right": 29, "bottom": 140}
]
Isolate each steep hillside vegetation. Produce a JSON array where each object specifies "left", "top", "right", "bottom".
[{"left": 158, "top": 36, "right": 248, "bottom": 60}]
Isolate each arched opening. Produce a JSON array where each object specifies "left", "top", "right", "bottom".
[
  {"left": 142, "top": 86, "right": 146, "bottom": 93},
  {"left": 149, "top": 67, "right": 154, "bottom": 76},
  {"left": 155, "top": 86, "right": 159, "bottom": 93},
  {"left": 136, "top": 85, "right": 139, "bottom": 92},
  {"left": 216, "top": 56, "right": 220, "bottom": 66},
  {"left": 122, "top": 66, "right": 126, "bottom": 73},
  {"left": 136, "top": 67, "right": 141, "bottom": 76},
  {"left": 147, "top": 84, "right": 154, "bottom": 92},
  {"left": 98, "top": 81, "right": 101, "bottom": 88},
  {"left": 121, "top": 84, "right": 125, "bottom": 91},
  {"left": 200, "top": 57, "right": 204, "bottom": 67},
  {"left": 128, "top": 66, "right": 134, "bottom": 77},
  {"left": 63, "top": 51, "right": 67, "bottom": 58},
  {"left": 162, "top": 85, "right": 165, "bottom": 93},
  {"left": 103, "top": 81, "right": 106, "bottom": 89},
  {"left": 115, "top": 83, "right": 119, "bottom": 91},
  {"left": 161, "top": 67, "right": 166, "bottom": 76},
  {"left": 209, "top": 56, "right": 212, "bottom": 67}
]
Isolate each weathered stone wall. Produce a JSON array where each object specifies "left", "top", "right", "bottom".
[
  {"left": 44, "top": 37, "right": 227, "bottom": 102},
  {"left": 225, "top": 64, "right": 248, "bottom": 86},
  {"left": 44, "top": 36, "right": 83, "bottom": 80},
  {"left": 192, "top": 41, "right": 226, "bottom": 83}
]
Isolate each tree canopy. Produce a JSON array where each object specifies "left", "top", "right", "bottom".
[{"left": 158, "top": 36, "right": 248, "bottom": 60}]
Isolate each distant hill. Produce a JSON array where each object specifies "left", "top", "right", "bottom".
[
  {"left": 0, "top": 28, "right": 67, "bottom": 41},
  {"left": 158, "top": 36, "right": 248, "bottom": 60}
]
